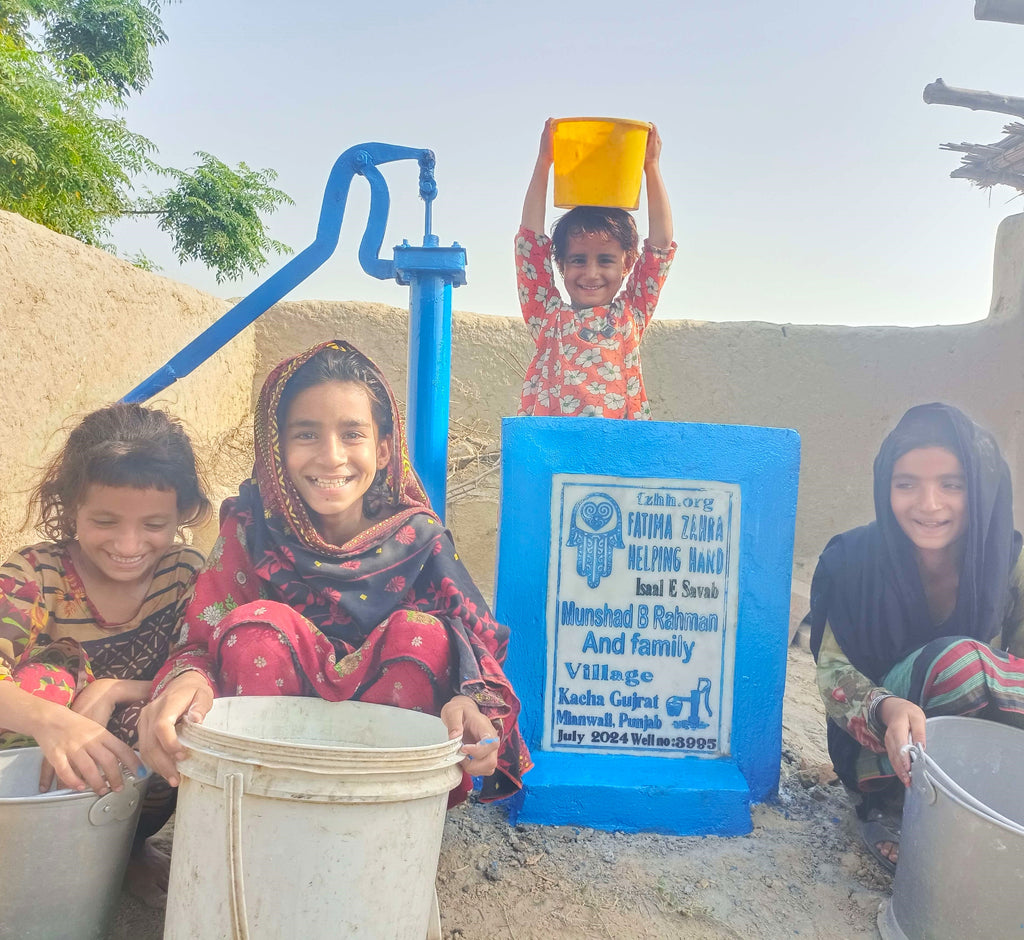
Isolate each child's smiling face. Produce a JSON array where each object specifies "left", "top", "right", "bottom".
[
  {"left": 73, "top": 484, "right": 180, "bottom": 585},
  {"left": 282, "top": 380, "right": 392, "bottom": 546},
  {"left": 889, "top": 446, "right": 968, "bottom": 557},
  {"left": 558, "top": 231, "right": 631, "bottom": 310}
]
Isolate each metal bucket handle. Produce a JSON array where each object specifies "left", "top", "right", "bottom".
[
  {"left": 88, "top": 778, "right": 143, "bottom": 823},
  {"left": 906, "top": 741, "right": 1024, "bottom": 832},
  {"left": 87, "top": 771, "right": 144, "bottom": 826}
]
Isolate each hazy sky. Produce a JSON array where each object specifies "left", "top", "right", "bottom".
[{"left": 108, "top": 1, "right": 1024, "bottom": 326}]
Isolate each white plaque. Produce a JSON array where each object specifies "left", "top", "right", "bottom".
[{"left": 544, "top": 475, "right": 740, "bottom": 757}]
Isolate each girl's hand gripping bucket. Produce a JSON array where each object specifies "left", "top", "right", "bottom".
[{"left": 551, "top": 117, "right": 651, "bottom": 210}]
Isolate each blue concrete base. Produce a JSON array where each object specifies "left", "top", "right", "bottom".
[
  {"left": 497, "top": 418, "right": 799, "bottom": 836},
  {"left": 512, "top": 749, "right": 752, "bottom": 836}
]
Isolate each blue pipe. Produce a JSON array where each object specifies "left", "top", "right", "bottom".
[
  {"left": 122, "top": 143, "right": 425, "bottom": 403},
  {"left": 395, "top": 237, "right": 466, "bottom": 521},
  {"left": 407, "top": 274, "right": 452, "bottom": 513}
]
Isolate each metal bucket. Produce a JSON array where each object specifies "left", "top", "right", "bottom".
[
  {"left": 0, "top": 747, "right": 147, "bottom": 940},
  {"left": 878, "top": 716, "right": 1024, "bottom": 939}
]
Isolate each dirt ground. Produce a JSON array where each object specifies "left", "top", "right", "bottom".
[{"left": 109, "top": 645, "right": 890, "bottom": 940}]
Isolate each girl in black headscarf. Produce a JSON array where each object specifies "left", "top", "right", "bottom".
[{"left": 810, "top": 403, "right": 1024, "bottom": 871}]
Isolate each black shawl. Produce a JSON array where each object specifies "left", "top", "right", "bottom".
[
  {"left": 809, "top": 404, "right": 1020, "bottom": 787},
  {"left": 810, "top": 403, "right": 1019, "bottom": 682}
]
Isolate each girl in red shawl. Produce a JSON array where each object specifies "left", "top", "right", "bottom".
[{"left": 138, "top": 341, "right": 531, "bottom": 803}]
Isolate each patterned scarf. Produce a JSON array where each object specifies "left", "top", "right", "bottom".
[{"left": 228, "top": 340, "right": 457, "bottom": 642}]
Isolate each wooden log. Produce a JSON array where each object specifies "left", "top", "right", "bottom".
[
  {"left": 923, "top": 78, "right": 1024, "bottom": 118},
  {"left": 939, "top": 141, "right": 1008, "bottom": 156},
  {"left": 950, "top": 165, "right": 1024, "bottom": 188},
  {"left": 975, "top": 0, "right": 1024, "bottom": 24}
]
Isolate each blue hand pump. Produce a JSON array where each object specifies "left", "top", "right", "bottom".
[{"left": 121, "top": 143, "right": 466, "bottom": 518}]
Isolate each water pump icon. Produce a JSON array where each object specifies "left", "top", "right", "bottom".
[{"left": 666, "top": 678, "right": 712, "bottom": 730}]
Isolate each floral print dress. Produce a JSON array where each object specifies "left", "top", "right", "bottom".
[
  {"left": 152, "top": 340, "right": 532, "bottom": 802},
  {"left": 515, "top": 225, "right": 675, "bottom": 419}
]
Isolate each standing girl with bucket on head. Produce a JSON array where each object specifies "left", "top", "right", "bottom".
[
  {"left": 0, "top": 403, "right": 210, "bottom": 904},
  {"left": 809, "top": 403, "right": 1024, "bottom": 873},
  {"left": 139, "top": 340, "right": 532, "bottom": 803},
  {"left": 516, "top": 118, "right": 675, "bottom": 419}
]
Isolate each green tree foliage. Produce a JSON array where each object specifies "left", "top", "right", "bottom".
[
  {"left": 0, "top": 0, "right": 291, "bottom": 280},
  {"left": 43, "top": 0, "right": 166, "bottom": 94},
  {"left": 148, "top": 152, "right": 292, "bottom": 284},
  {"left": 0, "top": 33, "right": 151, "bottom": 244}
]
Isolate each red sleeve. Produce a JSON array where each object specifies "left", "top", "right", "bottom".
[
  {"left": 152, "top": 512, "right": 263, "bottom": 695},
  {"left": 622, "top": 239, "right": 676, "bottom": 338},
  {"left": 515, "top": 226, "right": 562, "bottom": 339},
  {"left": 0, "top": 552, "right": 48, "bottom": 681}
]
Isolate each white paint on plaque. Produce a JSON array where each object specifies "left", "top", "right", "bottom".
[{"left": 544, "top": 475, "right": 740, "bottom": 757}]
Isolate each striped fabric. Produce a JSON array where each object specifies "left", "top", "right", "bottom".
[
  {"left": 0, "top": 543, "right": 200, "bottom": 834},
  {"left": 853, "top": 636, "right": 1024, "bottom": 787},
  {"left": 916, "top": 638, "right": 1024, "bottom": 720}
]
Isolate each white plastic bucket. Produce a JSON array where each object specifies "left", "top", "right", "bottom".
[
  {"left": 164, "top": 697, "right": 463, "bottom": 939},
  {"left": 878, "top": 716, "right": 1024, "bottom": 939},
  {"left": 0, "top": 747, "right": 146, "bottom": 940}
]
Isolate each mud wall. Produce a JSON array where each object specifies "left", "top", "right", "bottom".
[
  {"left": 3, "top": 208, "right": 1022, "bottom": 596},
  {"left": 0, "top": 210, "right": 255, "bottom": 553},
  {"left": 254, "top": 213, "right": 1024, "bottom": 590}
]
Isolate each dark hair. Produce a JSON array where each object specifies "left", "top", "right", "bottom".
[
  {"left": 31, "top": 404, "right": 211, "bottom": 543},
  {"left": 551, "top": 206, "right": 640, "bottom": 268},
  {"left": 275, "top": 345, "right": 395, "bottom": 518}
]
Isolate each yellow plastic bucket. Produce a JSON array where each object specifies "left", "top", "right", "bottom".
[{"left": 552, "top": 117, "right": 651, "bottom": 210}]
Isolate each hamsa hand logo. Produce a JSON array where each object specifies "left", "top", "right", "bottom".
[{"left": 567, "top": 493, "right": 624, "bottom": 588}]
